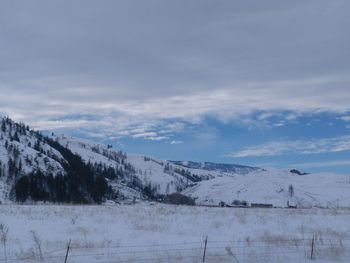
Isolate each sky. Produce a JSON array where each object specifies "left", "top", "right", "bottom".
[{"left": 0, "top": 0, "right": 350, "bottom": 173}]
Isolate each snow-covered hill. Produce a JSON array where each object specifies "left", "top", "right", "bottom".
[
  {"left": 183, "top": 167, "right": 350, "bottom": 208},
  {"left": 53, "top": 135, "right": 350, "bottom": 208},
  {"left": 170, "top": 160, "right": 258, "bottom": 175},
  {"left": 52, "top": 135, "right": 256, "bottom": 198},
  {"left": 52, "top": 135, "right": 190, "bottom": 198},
  {"left": 1, "top": 116, "right": 244, "bottom": 203},
  {"left": 1, "top": 116, "right": 350, "bottom": 208},
  {"left": 0, "top": 117, "right": 66, "bottom": 202}
]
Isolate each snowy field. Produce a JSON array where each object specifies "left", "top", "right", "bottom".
[{"left": 1, "top": 204, "right": 350, "bottom": 263}]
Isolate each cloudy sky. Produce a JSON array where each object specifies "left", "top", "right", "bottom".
[{"left": 1, "top": 0, "right": 350, "bottom": 173}]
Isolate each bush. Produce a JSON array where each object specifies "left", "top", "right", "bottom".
[{"left": 163, "top": 193, "right": 195, "bottom": 206}]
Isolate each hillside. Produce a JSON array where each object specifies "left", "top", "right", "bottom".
[
  {"left": 170, "top": 160, "right": 258, "bottom": 174},
  {"left": 1, "top": 116, "right": 350, "bottom": 208},
  {"left": 0, "top": 117, "right": 240, "bottom": 203},
  {"left": 0, "top": 117, "right": 66, "bottom": 201},
  {"left": 183, "top": 168, "right": 350, "bottom": 208},
  {"left": 51, "top": 135, "right": 256, "bottom": 199}
]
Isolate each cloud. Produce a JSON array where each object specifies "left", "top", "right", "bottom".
[
  {"left": 170, "top": 140, "right": 183, "bottom": 145},
  {"left": 2, "top": 76, "right": 350, "bottom": 133},
  {"left": 341, "top": 116, "right": 350, "bottom": 122},
  {"left": 45, "top": 114, "right": 188, "bottom": 142},
  {"left": 292, "top": 160, "right": 350, "bottom": 168},
  {"left": 132, "top": 131, "right": 169, "bottom": 141},
  {"left": 273, "top": 122, "right": 285, "bottom": 127},
  {"left": 227, "top": 135, "right": 350, "bottom": 157},
  {"left": 0, "top": 1, "right": 350, "bottom": 138}
]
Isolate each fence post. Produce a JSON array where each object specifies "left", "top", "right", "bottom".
[
  {"left": 202, "top": 236, "right": 208, "bottom": 262},
  {"left": 310, "top": 234, "right": 315, "bottom": 260},
  {"left": 64, "top": 239, "right": 71, "bottom": 263}
]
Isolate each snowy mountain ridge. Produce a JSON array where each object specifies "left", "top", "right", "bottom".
[
  {"left": 0, "top": 116, "right": 350, "bottom": 208},
  {"left": 169, "top": 160, "right": 258, "bottom": 175}
]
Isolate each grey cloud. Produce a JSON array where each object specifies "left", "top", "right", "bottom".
[
  {"left": 0, "top": 0, "right": 349, "bottom": 132},
  {"left": 227, "top": 135, "right": 350, "bottom": 157}
]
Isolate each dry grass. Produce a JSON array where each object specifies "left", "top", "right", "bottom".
[{"left": 0, "top": 204, "right": 350, "bottom": 262}]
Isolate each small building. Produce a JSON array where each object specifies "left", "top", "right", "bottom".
[
  {"left": 219, "top": 201, "right": 226, "bottom": 207},
  {"left": 287, "top": 200, "right": 297, "bottom": 208},
  {"left": 251, "top": 203, "right": 273, "bottom": 208}
]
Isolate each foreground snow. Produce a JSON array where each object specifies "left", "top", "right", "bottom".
[{"left": 1, "top": 204, "right": 350, "bottom": 262}]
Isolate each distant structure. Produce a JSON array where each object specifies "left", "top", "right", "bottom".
[
  {"left": 251, "top": 203, "right": 273, "bottom": 208},
  {"left": 287, "top": 200, "right": 297, "bottom": 208}
]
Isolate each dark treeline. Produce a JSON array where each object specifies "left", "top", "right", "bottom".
[
  {"left": 14, "top": 137, "right": 118, "bottom": 204},
  {"left": 2, "top": 116, "right": 186, "bottom": 204}
]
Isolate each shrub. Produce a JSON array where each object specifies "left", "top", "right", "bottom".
[{"left": 163, "top": 193, "right": 195, "bottom": 206}]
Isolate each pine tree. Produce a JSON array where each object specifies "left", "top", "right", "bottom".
[{"left": 1, "top": 120, "right": 6, "bottom": 133}]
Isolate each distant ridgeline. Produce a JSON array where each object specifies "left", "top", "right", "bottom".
[
  {"left": 2, "top": 116, "right": 337, "bottom": 208},
  {"left": 169, "top": 161, "right": 258, "bottom": 175}
]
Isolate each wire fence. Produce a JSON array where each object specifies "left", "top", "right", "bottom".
[{"left": 1, "top": 236, "right": 350, "bottom": 263}]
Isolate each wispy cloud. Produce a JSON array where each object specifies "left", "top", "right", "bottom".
[
  {"left": 4, "top": 75, "right": 350, "bottom": 123},
  {"left": 2, "top": 81, "right": 349, "bottom": 146},
  {"left": 227, "top": 135, "right": 350, "bottom": 157},
  {"left": 292, "top": 160, "right": 350, "bottom": 168},
  {"left": 1, "top": 1, "right": 350, "bottom": 146},
  {"left": 28, "top": 113, "right": 190, "bottom": 144},
  {"left": 341, "top": 116, "right": 350, "bottom": 122},
  {"left": 132, "top": 132, "right": 169, "bottom": 141},
  {"left": 170, "top": 140, "right": 183, "bottom": 145}
]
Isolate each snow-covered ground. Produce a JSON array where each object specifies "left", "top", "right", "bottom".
[
  {"left": 1, "top": 204, "right": 350, "bottom": 262},
  {"left": 183, "top": 168, "right": 350, "bottom": 208}
]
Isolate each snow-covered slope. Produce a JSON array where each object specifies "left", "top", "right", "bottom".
[
  {"left": 53, "top": 135, "right": 229, "bottom": 197},
  {"left": 1, "top": 116, "right": 350, "bottom": 208},
  {"left": 0, "top": 121, "right": 65, "bottom": 176},
  {"left": 52, "top": 135, "right": 262, "bottom": 198},
  {"left": 53, "top": 136, "right": 187, "bottom": 196},
  {"left": 182, "top": 167, "right": 350, "bottom": 208},
  {"left": 0, "top": 118, "right": 66, "bottom": 201},
  {"left": 50, "top": 135, "right": 350, "bottom": 208},
  {"left": 170, "top": 160, "right": 258, "bottom": 175}
]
